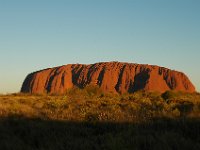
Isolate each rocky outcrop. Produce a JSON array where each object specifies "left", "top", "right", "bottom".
[{"left": 21, "top": 62, "right": 195, "bottom": 94}]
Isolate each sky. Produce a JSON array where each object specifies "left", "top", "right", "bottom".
[{"left": 0, "top": 0, "right": 199, "bottom": 93}]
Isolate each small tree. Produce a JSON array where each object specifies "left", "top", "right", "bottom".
[
  {"left": 161, "top": 91, "right": 177, "bottom": 101},
  {"left": 176, "top": 101, "right": 194, "bottom": 118}
]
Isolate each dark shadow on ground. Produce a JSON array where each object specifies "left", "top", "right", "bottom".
[{"left": 0, "top": 116, "right": 200, "bottom": 150}]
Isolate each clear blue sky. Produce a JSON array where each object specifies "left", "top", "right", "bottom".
[{"left": 0, "top": 0, "right": 199, "bottom": 93}]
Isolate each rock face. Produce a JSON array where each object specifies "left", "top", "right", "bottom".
[{"left": 21, "top": 62, "right": 195, "bottom": 94}]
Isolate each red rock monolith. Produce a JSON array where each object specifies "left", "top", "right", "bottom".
[{"left": 21, "top": 62, "right": 195, "bottom": 94}]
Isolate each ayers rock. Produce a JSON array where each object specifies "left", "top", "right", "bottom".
[{"left": 21, "top": 62, "right": 195, "bottom": 94}]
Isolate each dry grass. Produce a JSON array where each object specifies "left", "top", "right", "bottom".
[
  {"left": 1, "top": 89, "right": 200, "bottom": 122},
  {"left": 0, "top": 88, "right": 200, "bottom": 150}
]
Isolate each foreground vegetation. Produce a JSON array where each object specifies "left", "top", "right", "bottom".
[{"left": 0, "top": 87, "right": 200, "bottom": 150}]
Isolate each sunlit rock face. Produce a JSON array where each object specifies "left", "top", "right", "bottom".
[{"left": 21, "top": 62, "right": 196, "bottom": 94}]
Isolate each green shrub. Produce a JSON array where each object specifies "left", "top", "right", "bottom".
[
  {"left": 175, "top": 101, "right": 194, "bottom": 118},
  {"left": 66, "top": 85, "right": 103, "bottom": 99},
  {"left": 85, "top": 112, "right": 99, "bottom": 122},
  {"left": 162, "top": 91, "right": 180, "bottom": 100},
  {"left": 84, "top": 85, "right": 103, "bottom": 96}
]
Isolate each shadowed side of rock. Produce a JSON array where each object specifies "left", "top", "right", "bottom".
[{"left": 21, "top": 62, "right": 196, "bottom": 94}]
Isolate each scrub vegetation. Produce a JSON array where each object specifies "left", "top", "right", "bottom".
[{"left": 0, "top": 86, "right": 200, "bottom": 150}]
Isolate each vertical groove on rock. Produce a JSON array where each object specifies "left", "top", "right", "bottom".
[
  {"left": 46, "top": 68, "right": 59, "bottom": 93},
  {"left": 115, "top": 64, "right": 126, "bottom": 93},
  {"left": 132, "top": 68, "right": 151, "bottom": 92},
  {"left": 97, "top": 67, "right": 105, "bottom": 87},
  {"left": 72, "top": 65, "right": 84, "bottom": 88},
  {"left": 61, "top": 71, "right": 66, "bottom": 88}
]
